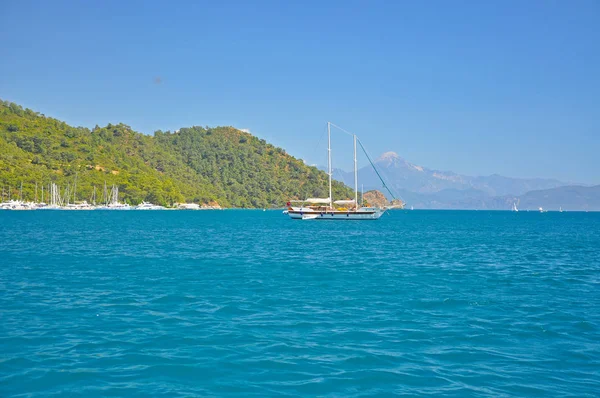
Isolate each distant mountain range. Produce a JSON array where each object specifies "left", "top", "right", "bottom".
[{"left": 332, "top": 152, "right": 599, "bottom": 210}]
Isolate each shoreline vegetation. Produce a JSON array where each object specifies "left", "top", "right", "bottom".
[{"left": 0, "top": 99, "right": 362, "bottom": 209}]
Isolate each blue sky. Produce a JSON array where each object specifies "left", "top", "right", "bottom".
[{"left": 1, "top": 1, "right": 598, "bottom": 183}]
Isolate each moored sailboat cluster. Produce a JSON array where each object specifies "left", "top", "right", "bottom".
[{"left": 0, "top": 181, "right": 219, "bottom": 211}]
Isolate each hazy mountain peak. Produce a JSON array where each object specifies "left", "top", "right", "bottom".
[
  {"left": 376, "top": 151, "right": 424, "bottom": 172},
  {"left": 377, "top": 151, "right": 400, "bottom": 162}
]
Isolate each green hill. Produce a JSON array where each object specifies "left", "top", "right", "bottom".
[{"left": 0, "top": 100, "right": 353, "bottom": 207}]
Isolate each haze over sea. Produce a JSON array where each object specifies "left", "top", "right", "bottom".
[{"left": 1, "top": 210, "right": 599, "bottom": 397}]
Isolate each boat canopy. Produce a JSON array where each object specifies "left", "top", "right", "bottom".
[
  {"left": 334, "top": 199, "right": 356, "bottom": 205},
  {"left": 304, "top": 197, "right": 331, "bottom": 204}
]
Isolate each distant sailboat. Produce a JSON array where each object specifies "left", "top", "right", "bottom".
[
  {"left": 559, "top": 206, "right": 563, "bottom": 213},
  {"left": 102, "top": 185, "right": 131, "bottom": 210},
  {"left": 37, "top": 183, "right": 62, "bottom": 210},
  {"left": 512, "top": 202, "right": 519, "bottom": 212},
  {"left": 63, "top": 174, "right": 93, "bottom": 210},
  {"left": 286, "top": 122, "right": 396, "bottom": 220}
]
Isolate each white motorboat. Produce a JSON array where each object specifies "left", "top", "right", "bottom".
[{"left": 135, "top": 201, "right": 165, "bottom": 210}]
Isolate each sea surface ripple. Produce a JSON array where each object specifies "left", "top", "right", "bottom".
[{"left": 1, "top": 210, "right": 599, "bottom": 397}]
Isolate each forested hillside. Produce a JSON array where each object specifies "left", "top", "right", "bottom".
[{"left": 0, "top": 100, "right": 352, "bottom": 207}]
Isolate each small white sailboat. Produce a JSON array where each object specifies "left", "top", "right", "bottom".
[
  {"left": 286, "top": 122, "right": 394, "bottom": 220},
  {"left": 62, "top": 175, "right": 95, "bottom": 210},
  {"left": 512, "top": 202, "right": 519, "bottom": 212},
  {"left": 37, "top": 183, "right": 62, "bottom": 210},
  {"left": 96, "top": 185, "right": 130, "bottom": 210},
  {"left": 559, "top": 206, "right": 563, "bottom": 213}
]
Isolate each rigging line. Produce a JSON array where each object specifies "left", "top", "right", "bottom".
[
  {"left": 356, "top": 137, "right": 401, "bottom": 202},
  {"left": 312, "top": 125, "right": 328, "bottom": 164},
  {"left": 328, "top": 123, "right": 355, "bottom": 192},
  {"left": 308, "top": 124, "right": 329, "bottom": 191},
  {"left": 328, "top": 122, "right": 355, "bottom": 138},
  {"left": 333, "top": 168, "right": 349, "bottom": 187},
  {"left": 330, "top": 122, "right": 403, "bottom": 203}
]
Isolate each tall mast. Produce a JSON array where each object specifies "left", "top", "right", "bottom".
[
  {"left": 353, "top": 134, "right": 358, "bottom": 208},
  {"left": 41, "top": 184, "right": 44, "bottom": 203},
  {"left": 35, "top": 182, "right": 38, "bottom": 203},
  {"left": 361, "top": 184, "right": 364, "bottom": 206},
  {"left": 73, "top": 173, "right": 77, "bottom": 204},
  {"left": 328, "top": 122, "right": 332, "bottom": 206}
]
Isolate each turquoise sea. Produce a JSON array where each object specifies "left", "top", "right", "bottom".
[{"left": 1, "top": 210, "right": 599, "bottom": 397}]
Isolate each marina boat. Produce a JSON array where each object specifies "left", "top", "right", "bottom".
[
  {"left": 0, "top": 200, "right": 35, "bottom": 210},
  {"left": 105, "top": 202, "right": 131, "bottom": 210},
  {"left": 99, "top": 185, "right": 131, "bottom": 210},
  {"left": 1, "top": 183, "right": 36, "bottom": 210},
  {"left": 64, "top": 201, "right": 94, "bottom": 210},
  {"left": 64, "top": 179, "right": 94, "bottom": 210},
  {"left": 135, "top": 201, "right": 165, "bottom": 210},
  {"left": 36, "top": 205, "right": 62, "bottom": 210},
  {"left": 178, "top": 203, "right": 200, "bottom": 210},
  {"left": 37, "top": 183, "right": 63, "bottom": 210},
  {"left": 286, "top": 122, "right": 395, "bottom": 220},
  {"left": 0, "top": 200, "right": 17, "bottom": 210}
]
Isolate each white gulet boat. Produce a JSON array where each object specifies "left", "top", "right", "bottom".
[{"left": 286, "top": 122, "right": 393, "bottom": 220}]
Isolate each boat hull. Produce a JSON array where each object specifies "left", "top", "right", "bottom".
[{"left": 288, "top": 209, "right": 385, "bottom": 220}]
